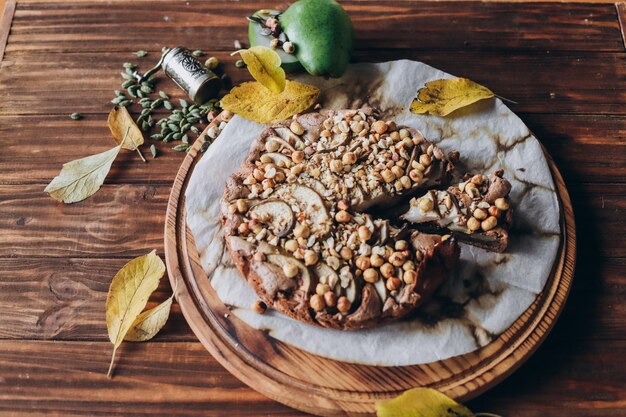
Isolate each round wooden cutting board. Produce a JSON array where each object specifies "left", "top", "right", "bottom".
[{"left": 164, "top": 124, "right": 576, "bottom": 416}]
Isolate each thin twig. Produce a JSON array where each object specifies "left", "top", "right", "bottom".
[{"left": 494, "top": 94, "right": 518, "bottom": 105}]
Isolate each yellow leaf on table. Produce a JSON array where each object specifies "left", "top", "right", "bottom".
[
  {"left": 376, "top": 388, "right": 473, "bottom": 417},
  {"left": 236, "top": 46, "right": 286, "bottom": 94},
  {"left": 124, "top": 295, "right": 173, "bottom": 342},
  {"left": 106, "top": 250, "right": 165, "bottom": 377},
  {"left": 220, "top": 80, "right": 320, "bottom": 124},
  {"left": 410, "top": 77, "right": 494, "bottom": 117},
  {"left": 107, "top": 106, "right": 144, "bottom": 150},
  {"left": 44, "top": 144, "right": 121, "bottom": 203}
]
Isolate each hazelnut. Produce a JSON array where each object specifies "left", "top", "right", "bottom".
[
  {"left": 309, "top": 294, "right": 325, "bottom": 312},
  {"left": 282, "top": 263, "right": 299, "bottom": 278},
  {"left": 284, "top": 239, "right": 299, "bottom": 252},
  {"left": 418, "top": 197, "right": 434, "bottom": 212},
  {"left": 335, "top": 210, "right": 351, "bottom": 223},
  {"left": 291, "top": 150, "right": 305, "bottom": 163},
  {"left": 372, "top": 120, "right": 388, "bottom": 134},
  {"left": 488, "top": 206, "right": 501, "bottom": 218},
  {"left": 419, "top": 154, "right": 432, "bottom": 166},
  {"left": 304, "top": 250, "right": 319, "bottom": 266},
  {"left": 265, "top": 140, "right": 280, "bottom": 152},
  {"left": 473, "top": 208, "right": 488, "bottom": 220},
  {"left": 495, "top": 197, "right": 510, "bottom": 211},
  {"left": 324, "top": 291, "right": 337, "bottom": 307},
  {"left": 358, "top": 225, "right": 372, "bottom": 241},
  {"left": 337, "top": 199, "right": 350, "bottom": 210},
  {"left": 399, "top": 128, "right": 410, "bottom": 139},
  {"left": 363, "top": 268, "right": 379, "bottom": 283},
  {"left": 262, "top": 178, "right": 274, "bottom": 190},
  {"left": 467, "top": 217, "right": 481, "bottom": 232},
  {"left": 387, "top": 121, "right": 397, "bottom": 131},
  {"left": 402, "top": 261, "right": 415, "bottom": 271},
  {"left": 340, "top": 246, "right": 353, "bottom": 260},
  {"left": 370, "top": 254, "right": 384, "bottom": 267},
  {"left": 330, "top": 159, "right": 344, "bottom": 173},
  {"left": 252, "top": 300, "right": 267, "bottom": 314},
  {"left": 381, "top": 169, "right": 396, "bottom": 183},
  {"left": 380, "top": 263, "right": 395, "bottom": 278},
  {"left": 356, "top": 256, "right": 371, "bottom": 270},
  {"left": 409, "top": 169, "right": 424, "bottom": 182},
  {"left": 389, "top": 251, "right": 406, "bottom": 267},
  {"left": 465, "top": 182, "right": 480, "bottom": 198},
  {"left": 395, "top": 240, "right": 408, "bottom": 251},
  {"left": 481, "top": 216, "right": 498, "bottom": 231},
  {"left": 403, "top": 270, "right": 418, "bottom": 285},
  {"left": 471, "top": 174, "right": 485, "bottom": 185},
  {"left": 386, "top": 277, "right": 402, "bottom": 291},
  {"left": 316, "top": 283, "right": 330, "bottom": 296},
  {"left": 391, "top": 165, "right": 404, "bottom": 178},
  {"left": 238, "top": 222, "right": 250, "bottom": 235},
  {"left": 293, "top": 224, "right": 310, "bottom": 238},
  {"left": 342, "top": 152, "right": 357, "bottom": 165},
  {"left": 337, "top": 296, "right": 351, "bottom": 313},
  {"left": 400, "top": 175, "right": 412, "bottom": 189},
  {"left": 290, "top": 120, "right": 305, "bottom": 135}
]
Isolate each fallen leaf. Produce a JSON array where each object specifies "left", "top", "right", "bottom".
[
  {"left": 220, "top": 80, "right": 319, "bottom": 124},
  {"left": 235, "top": 46, "right": 286, "bottom": 93},
  {"left": 410, "top": 78, "right": 494, "bottom": 117},
  {"left": 106, "top": 250, "right": 165, "bottom": 377},
  {"left": 376, "top": 388, "right": 473, "bottom": 417},
  {"left": 124, "top": 295, "right": 173, "bottom": 342},
  {"left": 107, "top": 106, "right": 144, "bottom": 151},
  {"left": 44, "top": 145, "right": 121, "bottom": 203}
]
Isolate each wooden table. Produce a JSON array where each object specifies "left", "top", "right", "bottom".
[{"left": 0, "top": 0, "right": 625, "bottom": 415}]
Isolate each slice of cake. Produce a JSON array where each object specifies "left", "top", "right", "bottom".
[{"left": 402, "top": 170, "right": 513, "bottom": 252}]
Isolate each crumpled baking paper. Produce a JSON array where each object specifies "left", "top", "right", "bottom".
[{"left": 185, "top": 60, "right": 560, "bottom": 366}]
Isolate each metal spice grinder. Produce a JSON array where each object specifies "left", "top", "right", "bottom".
[{"left": 133, "top": 47, "right": 221, "bottom": 104}]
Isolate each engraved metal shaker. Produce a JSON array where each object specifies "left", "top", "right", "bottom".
[{"left": 134, "top": 47, "right": 221, "bottom": 104}]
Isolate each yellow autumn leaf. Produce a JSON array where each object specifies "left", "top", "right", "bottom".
[
  {"left": 410, "top": 78, "right": 494, "bottom": 117},
  {"left": 107, "top": 106, "right": 144, "bottom": 150},
  {"left": 106, "top": 250, "right": 165, "bottom": 377},
  {"left": 220, "top": 80, "right": 320, "bottom": 124},
  {"left": 235, "top": 46, "right": 286, "bottom": 93},
  {"left": 124, "top": 295, "right": 173, "bottom": 342},
  {"left": 44, "top": 144, "right": 122, "bottom": 203},
  {"left": 108, "top": 106, "right": 146, "bottom": 162},
  {"left": 376, "top": 388, "right": 473, "bottom": 417}
]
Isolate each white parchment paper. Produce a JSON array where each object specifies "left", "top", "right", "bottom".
[{"left": 185, "top": 60, "right": 561, "bottom": 366}]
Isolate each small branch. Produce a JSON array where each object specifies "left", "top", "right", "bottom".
[
  {"left": 473, "top": 413, "right": 504, "bottom": 417},
  {"left": 494, "top": 94, "right": 517, "bottom": 105},
  {"left": 107, "top": 346, "right": 117, "bottom": 379},
  {"left": 135, "top": 147, "right": 147, "bottom": 163}
]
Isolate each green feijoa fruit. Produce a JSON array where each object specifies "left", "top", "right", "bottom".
[
  {"left": 280, "top": 0, "right": 353, "bottom": 78},
  {"left": 248, "top": 9, "right": 302, "bottom": 73}
]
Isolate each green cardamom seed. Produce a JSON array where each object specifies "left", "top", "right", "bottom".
[
  {"left": 134, "top": 50, "right": 148, "bottom": 57},
  {"left": 69, "top": 113, "right": 83, "bottom": 120},
  {"left": 179, "top": 99, "right": 188, "bottom": 108},
  {"left": 172, "top": 144, "right": 189, "bottom": 152},
  {"left": 192, "top": 50, "right": 205, "bottom": 57},
  {"left": 150, "top": 144, "right": 158, "bottom": 158},
  {"left": 164, "top": 101, "right": 174, "bottom": 110}
]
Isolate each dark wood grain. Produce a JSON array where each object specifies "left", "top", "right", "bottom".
[
  {"left": 0, "top": 0, "right": 625, "bottom": 416},
  {"left": 4, "top": 2, "right": 622, "bottom": 54},
  {"left": 0, "top": 338, "right": 625, "bottom": 416}
]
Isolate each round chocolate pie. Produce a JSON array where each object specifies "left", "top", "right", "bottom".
[{"left": 221, "top": 109, "right": 464, "bottom": 329}]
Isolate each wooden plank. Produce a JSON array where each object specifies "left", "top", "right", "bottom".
[
  {"left": 0, "top": 338, "right": 625, "bottom": 416},
  {"left": 0, "top": 113, "right": 624, "bottom": 186},
  {"left": 5, "top": 2, "right": 623, "bottom": 54},
  {"left": 0, "top": 0, "right": 14, "bottom": 62},
  {"left": 0, "top": 257, "right": 623, "bottom": 342},
  {"left": 2, "top": 50, "right": 626, "bottom": 116},
  {"left": 0, "top": 181, "right": 623, "bottom": 259},
  {"left": 617, "top": 2, "right": 626, "bottom": 49}
]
